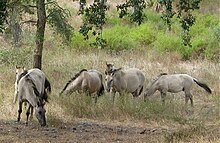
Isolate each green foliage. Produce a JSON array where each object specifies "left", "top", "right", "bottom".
[
  {"left": 78, "top": 0, "right": 108, "bottom": 48},
  {"left": 159, "top": 0, "right": 175, "bottom": 31},
  {"left": 72, "top": 8, "right": 218, "bottom": 61},
  {"left": 190, "top": 13, "right": 220, "bottom": 60},
  {"left": 176, "top": 0, "right": 201, "bottom": 47},
  {"left": 103, "top": 25, "right": 137, "bottom": 50},
  {"left": 130, "top": 23, "right": 156, "bottom": 45},
  {"left": 158, "top": 0, "right": 201, "bottom": 47},
  {"left": 0, "top": 0, "right": 7, "bottom": 32},
  {"left": 117, "top": 0, "right": 146, "bottom": 25},
  {"left": 71, "top": 32, "right": 91, "bottom": 49},
  {"left": 154, "top": 32, "right": 183, "bottom": 53},
  {"left": 47, "top": 2, "right": 74, "bottom": 43},
  {"left": 144, "top": 10, "right": 162, "bottom": 24}
]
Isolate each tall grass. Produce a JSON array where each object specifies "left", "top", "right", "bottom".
[{"left": 56, "top": 92, "right": 189, "bottom": 122}]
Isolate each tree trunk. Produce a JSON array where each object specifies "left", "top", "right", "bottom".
[{"left": 33, "top": 0, "right": 46, "bottom": 69}]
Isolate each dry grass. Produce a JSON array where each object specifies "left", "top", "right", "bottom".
[
  {"left": 0, "top": 0, "right": 219, "bottom": 142},
  {"left": 1, "top": 46, "right": 219, "bottom": 142}
]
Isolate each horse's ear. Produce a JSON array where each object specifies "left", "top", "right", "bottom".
[{"left": 16, "top": 65, "right": 20, "bottom": 69}]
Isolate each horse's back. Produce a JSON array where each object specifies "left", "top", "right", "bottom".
[
  {"left": 17, "top": 76, "right": 35, "bottom": 101},
  {"left": 26, "top": 68, "right": 46, "bottom": 94},
  {"left": 115, "top": 68, "right": 145, "bottom": 93},
  {"left": 158, "top": 74, "right": 193, "bottom": 92},
  {"left": 83, "top": 70, "right": 103, "bottom": 93},
  {"left": 123, "top": 68, "right": 145, "bottom": 84}
]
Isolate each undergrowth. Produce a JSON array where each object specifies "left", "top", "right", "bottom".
[{"left": 71, "top": 10, "right": 220, "bottom": 61}]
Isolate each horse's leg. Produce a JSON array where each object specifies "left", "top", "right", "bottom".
[
  {"left": 132, "top": 89, "right": 138, "bottom": 98},
  {"left": 13, "top": 83, "right": 18, "bottom": 103},
  {"left": 185, "top": 91, "right": 193, "bottom": 107},
  {"left": 17, "top": 101, "right": 23, "bottom": 122},
  {"left": 144, "top": 93, "right": 148, "bottom": 102},
  {"left": 94, "top": 96, "right": 98, "bottom": 104},
  {"left": 189, "top": 93, "right": 193, "bottom": 107},
  {"left": 25, "top": 103, "right": 32, "bottom": 125},
  {"left": 30, "top": 106, "right": 34, "bottom": 120},
  {"left": 160, "top": 91, "right": 166, "bottom": 105},
  {"left": 112, "top": 91, "right": 116, "bottom": 103}
]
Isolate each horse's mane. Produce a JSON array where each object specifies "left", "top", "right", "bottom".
[
  {"left": 25, "top": 74, "right": 49, "bottom": 103},
  {"left": 24, "top": 75, "right": 40, "bottom": 97},
  {"left": 151, "top": 73, "right": 168, "bottom": 85},
  {"left": 110, "top": 68, "right": 122, "bottom": 75},
  {"left": 60, "top": 69, "right": 87, "bottom": 94}
]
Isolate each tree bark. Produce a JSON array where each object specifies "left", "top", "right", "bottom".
[{"left": 33, "top": 0, "right": 46, "bottom": 69}]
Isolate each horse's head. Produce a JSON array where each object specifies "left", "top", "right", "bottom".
[
  {"left": 105, "top": 68, "right": 123, "bottom": 92},
  {"left": 15, "top": 66, "right": 28, "bottom": 82},
  {"left": 105, "top": 62, "right": 114, "bottom": 75},
  {"left": 35, "top": 102, "right": 46, "bottom": 126},
  {"left": 105, "top": 74, "right": 113, "bottom": 92},
  {"left": 15, "top": 66, "right": 27, "bottom": 75}
]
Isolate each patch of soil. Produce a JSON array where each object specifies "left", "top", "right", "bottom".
[{"left": 0, "top": 120, "right": 167, "bottom": 143}]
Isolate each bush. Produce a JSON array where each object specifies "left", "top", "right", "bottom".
[
  {"left": 153, "top": 32, "right": 183, "bottom": 53},
  {"left": 71, "top": 32, "right": 90, "bottom": 49},
  {"left": 130, "top": 23, "right": 156, "bottom": 45},
  {"left": 190, "top": 14, "right": 220, "bottom": 60},
  {"left": 103, "top": 25, "right": 138, "bottom": 50}
]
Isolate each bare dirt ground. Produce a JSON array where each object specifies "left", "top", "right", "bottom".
[{"left": 0, "top": 119, "right": 166, "bottom": 143}]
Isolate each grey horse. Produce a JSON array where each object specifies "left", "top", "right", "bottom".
[
  {"left": 144, "top": 73, "right": 212, "bottom": 106},
  {"left": 60, "top": 69, "right": 104, "bottom": 103},
  {"left": 14, "top": 66, "right": 51, "bottom": 104},
  {"left": 16, "top": 69, "right": 49, "bottom": 126},
  {"left": 106, "top": 68, "right": 145, "bottom": 102}
]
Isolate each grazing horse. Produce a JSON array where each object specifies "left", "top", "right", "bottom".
[
  {"left": 106, "top": 68, "right": 145, "bottom": 102},
  {"left": 14, "top": 66, "right": 51, "bottom": 104},
  {"left": 144, "top": 73, "right": 212, "bottom": 106},
  {"left": 17, "top": 71, "right": 48, "bottom": 126},
  {"left": 60, "top": 69, "right": 104, "bottom": 103}
]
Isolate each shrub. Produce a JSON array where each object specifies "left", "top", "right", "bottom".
[
  {"left": 103, "top": 25, "right": 138, "bottom": 50},
  {"left": 153, "top": 32, "right": 183, "bottom": 53},
  {"left": 71, "top": 32, "right": 90, "bottom": 49},
  {"left": 130, "top": 23, "right": 157, "bottom": 45}
]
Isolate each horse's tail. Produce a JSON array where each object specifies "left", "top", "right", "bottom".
[
  {"left": 193, "top": 79, "right": 212, "bottom": 94},
  {"left": 45, "top": 77, "right": 51, "bottom": 94},
  {"left": 60, "top": 69, "right": 87, "bottom": 95},
  {"left": 138, "top": 85, "right": 144, "bottom": 95},
  {"left": 60, "top": 81, "right": 70, "bottom": 95}
]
